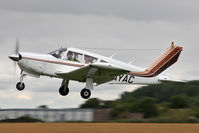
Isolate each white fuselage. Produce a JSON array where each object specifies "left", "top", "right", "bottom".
[
  {"left": 17, "top": 50, "right": 166, "bottom": 85},
  {"left": 9, "top": 44, "right": 183, "bottom": 99}
]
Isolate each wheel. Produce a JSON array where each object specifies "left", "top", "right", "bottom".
[
  {"left": 16, "top": 82, "right": 25, "bottom": 91},
  {"left": 80, "top": 88, "right": 91, "bottom": 99},
  {"left": 59, "top": 86, "right": 69, "bottom": 96}
]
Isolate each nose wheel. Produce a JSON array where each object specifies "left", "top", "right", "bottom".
[
  {"left": 80, "top": 88, "right": 91, "bottom": 99},
  {"left": 16, "top": 73, "right": 25, "bottom": 91},
  {"left": 16, "top": 82, "right": 25, "bottom": 91}
]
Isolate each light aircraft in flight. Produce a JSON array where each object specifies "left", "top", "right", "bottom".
[{"left": 9, "top": 42, "right": 183, "bottom": 99}]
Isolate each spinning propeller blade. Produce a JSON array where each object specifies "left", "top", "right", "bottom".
[
  {"left": 15, "top": 39, "right": 19, "bottom": 54},
  {"left": 8, "top": 39, "right": 21, "bottom": 73}
]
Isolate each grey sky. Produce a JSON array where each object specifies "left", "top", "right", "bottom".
[
  {"left": 0, "top": 0, "right": 198, "bottom": 108},
  {"left": 0, "top": 0, "right": 198, "bottom": 21}
]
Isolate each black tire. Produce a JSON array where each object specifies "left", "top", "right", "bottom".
[
  {"left": 59, "top": 86, "right": 69, "bottom": 96},
  {"left": 80, "top": 88, "right": 91, "bottom": 99},
  {"left": 16, "top": 82, "right": 25, "bottom": 91}
]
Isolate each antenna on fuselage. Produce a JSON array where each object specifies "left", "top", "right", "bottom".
[
  {"left": 128, "top": 59, "right": 135, "bottom": 65},
  {"left": 110, "top": 53, "right": 117, "bottom": 59},
  {"left": 76, "top": 47, "right": 161, "bottom": 51}
]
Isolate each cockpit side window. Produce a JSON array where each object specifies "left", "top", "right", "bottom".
[
  {"left": 84, "top": 55, "right": 98, "bottom": 64},
  {"left": 64, "top": 51, "right": 83, "bottom": 63},
  {"left": 49, "top": 48, "right": 67, "bottom": 59}
]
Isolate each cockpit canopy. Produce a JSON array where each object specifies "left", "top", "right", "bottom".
[
  {"left": 49, "top": 48, "right": 100, "bottom": 64},
  {"left": 49, "top": 48, "right": 67, "bottom": 59}
]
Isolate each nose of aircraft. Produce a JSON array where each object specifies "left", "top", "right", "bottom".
[{"left": 8, "top": 54, "right": 21, "bottom": 61}]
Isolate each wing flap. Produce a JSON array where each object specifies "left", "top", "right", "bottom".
[
  {"left": 55, "top": 62, "right": 129, "bottom": 84},
  {"left": 55, "top": 65, "right": 91, "bottom": 81}
]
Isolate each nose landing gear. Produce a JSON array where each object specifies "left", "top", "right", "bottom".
[
  {"left": 16, "top": 74, "right": 25, "bottom": 91},
  {"left": 16, "top": 82, "right": 25, "bottom": 91}
]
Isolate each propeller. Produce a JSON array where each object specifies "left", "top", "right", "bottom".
[
  {"left": 9, "top": 39, "right": 22, "bottom": 73},
  {"left": 15, "top": 39, "right": 19, "bottom": 55}
]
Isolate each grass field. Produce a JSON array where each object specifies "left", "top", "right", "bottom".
[{"left": 0, "top": 123, "right": 199, "bottom": 133}]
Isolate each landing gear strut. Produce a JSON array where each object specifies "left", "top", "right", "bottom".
[
  {"left": 59, "top": 79, "right": 69, "bottom": 96},
  {"left": 80, "top": 78, "right": 93, "bottom": 99},
  {"left": 16, "top": 73, "right": 25, "bottom": 91}
]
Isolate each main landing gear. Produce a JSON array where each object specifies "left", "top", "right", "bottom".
[
  {"left": 80, "top": 78, "right": 93, "bottom": 99},
  {"left": 59, "top": 78, "right": 93, "bottom": 99},
  {"left": 59, "top": 79, "right": 69, "bottom": 96},
  {"left": 16, "top": 74, "right": 25, "bottom": 91},
  {"left": 15, "top": 74, "right": 94, "bottom": 99},
  {"left": 80, "top": 88, "right": 91, "bottom": 99}
]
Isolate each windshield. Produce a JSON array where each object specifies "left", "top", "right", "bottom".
[{"left": 49, "top": 48, "right": 67, "bottom": 58}]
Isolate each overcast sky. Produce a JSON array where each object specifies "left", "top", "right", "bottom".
[{"left": 0, "top": 0, "right": 198, "bottom": 108}]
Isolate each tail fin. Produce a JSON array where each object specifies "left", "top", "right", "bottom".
[{"left": 129, "top": 42, "right": 183, "bottom": 77}]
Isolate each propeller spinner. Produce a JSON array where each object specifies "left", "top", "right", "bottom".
[{"left": 9, "top": 39, "right": 22, "bottom": 61}]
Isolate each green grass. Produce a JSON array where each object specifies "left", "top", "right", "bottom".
[
  {"left": 159, "top": 108, "right": 194, "bottom": 120},
  {"left": 148, "top": 108, "right": 199, "bottom": 123}
]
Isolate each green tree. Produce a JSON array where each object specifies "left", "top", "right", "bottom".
[
  {"left": 120, "top": 92, "right": 136, "bottom": 103},
  {"left": 169, "top": 94, "right": 189, "bottom": 108},
  {"left": 132, "top": 97, "right": 158, "bottom": 118},
  {"left": 80, "top": 98, "right": 103, "bottom": 108},
  {"left": 129, "top": 81, "right": 199, "bottom": 103},
  {"left": 189, "top": 96, "right": 199, "bottom": 107},
  {"left": 37, "top": 105, "right": 49, "bottom": 109},
  {"left": 111, "top": 102, "right": 127, "bottom": 118},
  {"left": 103, "top": 100, "right": 115, "bottom": 108}
]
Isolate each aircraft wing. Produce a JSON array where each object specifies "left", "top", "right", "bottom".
[{"left": 55, "top": 62, "right": 129, "bottom": 85}]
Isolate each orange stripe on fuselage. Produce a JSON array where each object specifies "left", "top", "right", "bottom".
[{"left": 22, "top": 57, "right": 84, "bottom": 67}]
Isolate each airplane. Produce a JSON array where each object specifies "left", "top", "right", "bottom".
[{"left": 9, "top": 42, "right": 183, "bottom": 99}]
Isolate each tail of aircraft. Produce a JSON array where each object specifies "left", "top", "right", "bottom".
[{"left": 129, "top": 42, "right": 183, "bottom": 77}]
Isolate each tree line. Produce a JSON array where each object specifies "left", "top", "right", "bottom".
[{"left": 80, "top": 81, "right": 199, "bottom": 120}]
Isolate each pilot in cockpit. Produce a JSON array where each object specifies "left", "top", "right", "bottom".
[
  {"left": 67, "top": 51, "right": 74, "bottom": 61},
  {"left": 66, "top": 51, "right": 81, "bottom": 62}
]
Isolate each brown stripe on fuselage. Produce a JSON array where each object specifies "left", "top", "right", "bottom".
[{"left": 22, "top": 57, "right": 84, "bottom": 67}]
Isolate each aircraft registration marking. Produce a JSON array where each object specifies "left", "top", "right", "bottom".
[{"left": 115, "top": 74, "right": 135, "bottom": 83}]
